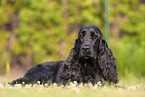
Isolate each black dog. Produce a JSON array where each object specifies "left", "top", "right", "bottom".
[{"left": 11, "top": 25, "right": 118, "bottom": 85}]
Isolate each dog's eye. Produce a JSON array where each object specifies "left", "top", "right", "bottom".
[
  {"left": 92, "top": 35, "right": 97, "bottom": 39},
  {"left": 79, "top": 35, "right": 83, "bottom": 39},
  {"left": 90, "top": 31, "right": 97, "bottom": 39}
]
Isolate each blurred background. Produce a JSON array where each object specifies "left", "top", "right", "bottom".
[{"left": 0, "top": 0, "right": 145, "bottom": 82}]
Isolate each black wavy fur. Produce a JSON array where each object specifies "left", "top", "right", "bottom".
[{"left": 11, "top": 25, "right": 118, "bottom": 85}]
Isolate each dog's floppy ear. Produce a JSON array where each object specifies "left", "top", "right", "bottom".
[
  {"left": 60, "top": 39, "right": 81, "bottom": 81},
  {"left": 98, "top": 37, "right": 118, "bottom": 83},
  {"left": 65, "top": 39, "right": 79, "bottom": 64}
]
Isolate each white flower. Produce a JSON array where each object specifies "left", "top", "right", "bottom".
[
  {"left": 71, "top": 83, "right": 76, "bottom": 87},
  {"left": 53, "top": 83, "right": 57, "bottom": 87},
  {"left": 0, "top": 84, "right": 4, "bottom": 88},
  {"left": 74, "top": 81, "right": 77, "bottom": 84},
  {"left": 93, "top": 84, "right": 98, "bottom": 88},
  {"left": 128, "top": 86, "right": 136, "bottom": 90},
  {"left": 97, "top": 81, "right": 102, "bottom": 86}
]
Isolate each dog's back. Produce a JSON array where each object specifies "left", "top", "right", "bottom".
[{"left": 11, "top": 61, "right": 64, "bottom": 85}]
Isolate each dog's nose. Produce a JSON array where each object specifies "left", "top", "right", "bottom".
[{"left": 82, "top": 45, "right": 90, "bottom": 52}]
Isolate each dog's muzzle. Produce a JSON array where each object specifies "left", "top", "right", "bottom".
[{"left": 81, "top": 45, "right": 92, "bottom": 59}]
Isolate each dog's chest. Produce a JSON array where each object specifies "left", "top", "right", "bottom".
[{"left": 80, "top": 64, "right": 102, "bottom": 83}]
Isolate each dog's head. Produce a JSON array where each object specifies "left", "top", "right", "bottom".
[{"left": 77, "top": 25, "right": 102, "bottom": 61}]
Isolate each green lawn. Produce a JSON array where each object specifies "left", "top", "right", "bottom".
[
  {"left": 0, "top": 87, "right": 144, "bottom": 97},
  {"left": 0, "top": 80, "right": 145, "bottom": 97}
]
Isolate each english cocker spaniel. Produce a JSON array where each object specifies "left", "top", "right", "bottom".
[{"left": 11, "top": 25, "right": 118, "bottom": 85}]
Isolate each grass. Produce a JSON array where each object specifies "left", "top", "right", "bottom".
[
  {"left": 0, "top": 73, "right": 145, "bottom": 97},
  {"left": 1, "top": 87, "right": 144, "bottom": 97},
  {"left": 0, "top": 79, "right": 145, "bottom": 97}
]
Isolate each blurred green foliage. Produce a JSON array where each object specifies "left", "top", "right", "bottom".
[{"left": 0, "top": 0, "right": 144, "bottom": 78}]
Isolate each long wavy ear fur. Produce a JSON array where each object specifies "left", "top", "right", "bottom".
[
  {"left": 60, "top": 39, "right": 81, "bottom": 82},
  {"left": 98, "top": 37, "right": 118, "bottom": 83}
]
